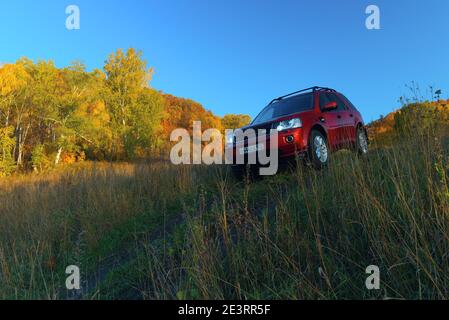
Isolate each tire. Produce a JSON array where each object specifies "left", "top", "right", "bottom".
[
  {"left": 308, "top": 130, "right": 329, "bottom": 169},
  {"left": 355, "top": 127, "right": 369, "bottom": 156}
]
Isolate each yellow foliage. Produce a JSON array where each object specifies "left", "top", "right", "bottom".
[
  {"left": 0, "top": 63, "right": 30, "bottom": 96},
  {"left": 76, "top": 100, "right": 111, "bottom": 128}
]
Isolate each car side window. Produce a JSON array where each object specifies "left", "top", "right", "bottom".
[
  {"left": 319, "top": 93, "right": 331, "bottom": 111},
  {"left": 332, "top": 94, "right": 348, "bottom": 111},
  {"left": 339, "top": 94, "right": 356, "bottom": 110},
  {"left": 320, "top": 93, "right": 347, "bottom": 112}
]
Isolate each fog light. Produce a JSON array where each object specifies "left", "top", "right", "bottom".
[{"left": 286, "top": 135, "right": 294, "bottom": 143}]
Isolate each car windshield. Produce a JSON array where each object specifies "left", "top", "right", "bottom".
[{"left": 252, "top": 93, "right": 313, "bottom": 125}]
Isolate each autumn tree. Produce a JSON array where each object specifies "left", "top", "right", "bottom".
[
  {"left": 0, "top": 62, "right": 32, "bottom": 167},
  {"left": 221, "top": 114, "right": 251, "bottom": 130},
  {"left": 0, "top": 48, "right": 250, "bottom": 172},
  {"left": 162, "top": 94, "right": 223, "bottom": 136},
  {"left": 0, "top": 127, "right": 15, "bottom": 175}
]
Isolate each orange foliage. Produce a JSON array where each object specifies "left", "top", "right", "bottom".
[{"left": 162, "top": 94, "right": 223, "bottom": 138}]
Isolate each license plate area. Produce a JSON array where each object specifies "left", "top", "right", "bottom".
[{"left": 239, "top": 144, "right": 264, "bottom": 155}]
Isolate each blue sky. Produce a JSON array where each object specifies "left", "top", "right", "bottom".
[{"left": 1, "top": 0, "right": 448, "bottom": 122}]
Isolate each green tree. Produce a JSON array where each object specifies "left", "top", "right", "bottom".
[
  {"left": 126, "top": 88, "right": 165, "bottom": 157},
  {"left": 104, "top": 48, "right": 163, "bottom": 159},
  {"left": 31, "top": 143, "right": 51, "bottom": 172}
]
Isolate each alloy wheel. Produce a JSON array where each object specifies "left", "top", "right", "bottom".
[
  {"left": 314, "top": 136, "right": 328, "bottom": 163},
  {"left": 358, "top": 131, "right": 368, "bottom": 154}
]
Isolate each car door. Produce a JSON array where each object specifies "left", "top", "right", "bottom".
[
  {"left": 333, "top": 93, "right": 356, "bottom": 147},
  {"left": 337, "top": 93, "right": 358, "bottom": 146},
  {"left": 318, "top": 93, "right": 346, "bottom": 149}
]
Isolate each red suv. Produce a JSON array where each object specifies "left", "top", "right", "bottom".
[{"left": 226, "top": 87, "right": 368, "bottom": 173}]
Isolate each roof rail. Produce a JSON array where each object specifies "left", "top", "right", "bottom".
[{"left": 269, "top": 86, "right": 336, "bottom": 105}]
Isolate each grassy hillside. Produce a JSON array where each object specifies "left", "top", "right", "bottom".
[
  {"left": 367, "top": 99, "right": 449, "bottom": 146},
  {"left": 0, "top": 124, "right": 448, "bottom": 299}
]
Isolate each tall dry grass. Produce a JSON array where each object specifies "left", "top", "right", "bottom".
[
  {"left": 0, "top": 132, "right": 448, "bottom": 299},
  {"left": 0, "top": 161, "right": 197, "bottom": 299}
]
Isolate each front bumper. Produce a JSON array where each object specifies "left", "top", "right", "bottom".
[{"left": 225, "top": 127, "right": 308, "bottom": 164}]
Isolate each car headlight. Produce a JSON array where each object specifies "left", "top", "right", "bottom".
[{"left": 275, "top": 118, "right": 302, "bottom": 131}]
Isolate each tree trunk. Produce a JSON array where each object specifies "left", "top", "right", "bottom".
[
  {"left": 17, "top": 147, "right": 23, "bottom": 167},
  {"left": 14, "top": 126, "right": 22, "bottom": 165},
  {"left": 16, "top": 123, "right": 30, "bottom": 168},
  {"left": 5, "top": 108, "right": 10, "bottom": 127},
  {"left": 55, "top": 147, "right": 63, "bottom": 165}
]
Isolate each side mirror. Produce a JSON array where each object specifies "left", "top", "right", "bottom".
[{"left": 323, "top": 101, "right": 338, "bottom": 111}]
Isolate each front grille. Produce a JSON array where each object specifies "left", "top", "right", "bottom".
[{"left": 235, "top": 122, "right": 274, "bottom": 144}]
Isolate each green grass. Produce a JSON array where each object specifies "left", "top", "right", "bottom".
[{"left": 0, "top": 133, "right": 448, "bottom": 300}]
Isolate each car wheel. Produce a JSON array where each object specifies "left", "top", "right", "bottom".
[
  {"left": 356, "top": 127, "right": 369, "bottom": 156},
  {"left": 309, "top": 130, "right": 329, "bottom": 169}
]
